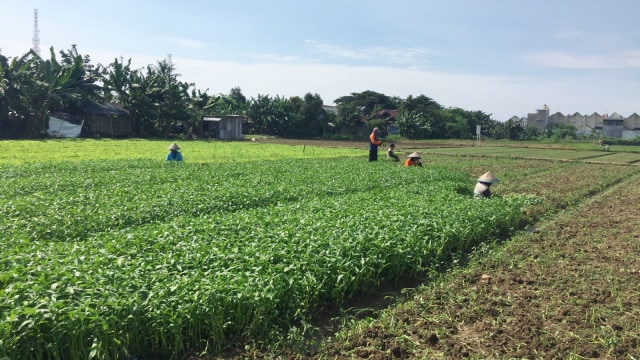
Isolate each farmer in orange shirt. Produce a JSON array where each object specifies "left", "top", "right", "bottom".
[
  {"left": 403, "top": 152, "right": 423, "bottom": 167},
  {"left": 368, "top": 127, "right": 383, "bottom": 161}
]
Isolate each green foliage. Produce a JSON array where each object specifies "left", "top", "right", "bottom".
[
  {"left": 0, "top": 141, "right": 536, "bottom": 359},
  {"left": 542, "top": 123, "right": 578, "bottom": 140},
  {"left": 1, "top": 46, "right": 507, "bottom": 141},
  {"left": 335, "top": 102, "right": 363, "bottom": 128},
  {"left": 334, "top": 90, "right": 396, "bottom": 117},
  {"left": 365, "top": 119, "right": 388, "bottom": 136},
  {"left": 395, "top": 109, "right": 429, "bottom": 139},
  {"left": 492, "top": 118, "right": 525, "bottom": 140},
  {"left": 522, "top": 125, "right": 541, "bottom": 140},
  {"left": 598, "top": 136, "right": 640, "bottom": 146}
]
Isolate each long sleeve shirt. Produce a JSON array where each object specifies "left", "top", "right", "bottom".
[
  {"left": 165, "top": 151, "right": 184, "bottom": 161},
  {"left": 369, "top": 132, "right": 382, "bottom": 151},
  {"left": 403, "top": 158, "right": 422, "bottom": 167},
  {"left": 474, "top": 182, "right": 491, "bottom": 198}
]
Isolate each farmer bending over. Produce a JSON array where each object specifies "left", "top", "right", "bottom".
[
  {"left": 165, "top": 143, "right": 184, "bottom": 161},
  {"left": 474, "top": 172, "right": 499, "bottom": 198},
  {"left": 403, "top": 152, "right": 423, "bottom": 167}
]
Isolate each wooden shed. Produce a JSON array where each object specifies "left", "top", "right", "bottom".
[
  {"left": 82, "top": 102, "right": 132, "bottom": 137},
  {"left": 202, "top": 115, "right": 244, "bottom": 140}
]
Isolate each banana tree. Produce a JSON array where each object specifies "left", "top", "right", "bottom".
[
  {"left": 0, "top": 50, "right": 41, "bottom": 137},
  {"left": 101, "top": 57, "right": 134, "bottom": 106},
  {"left": 30, "top": 46, "right": 103, "bottom": 136}
]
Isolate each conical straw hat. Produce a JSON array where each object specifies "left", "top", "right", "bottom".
[
  {"left": 168, "top": 143, "right": 180, "bottom": 150},
  {"left": 407, "top": 152, "right": 421, "bottom": 158},
  {"left": 477, "top": 172, "right": 499, "bottom": 183}
]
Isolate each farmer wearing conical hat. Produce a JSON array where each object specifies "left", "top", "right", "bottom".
[
  {"left": 474, "top": 172, "right": 499, "bottom": 198},
  {"left": 165, "top": 143, "right": 184, "bottom": 162},
  {"left": 403, "top": 152, "right": 423, "bottom": 167}
]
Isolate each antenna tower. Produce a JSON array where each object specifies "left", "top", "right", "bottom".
[{"left": 32, "top": 8, "right": 41, "bottom": 56}]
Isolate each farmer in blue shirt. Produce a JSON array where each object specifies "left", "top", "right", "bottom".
[{"left": 165, "top": 143, "right": 184, "bottom": 161}]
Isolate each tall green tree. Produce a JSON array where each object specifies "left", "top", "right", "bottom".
[
  {"left": 397, "top": 95, "right": 442, "bottom": 138},
  {"left": 294, "top": 92, "right": 325, "bottom": 138},
  {"left": 492, "top": 118, "right": 525, "bottom": 140},
  {"left": 228, "top": 87, "right": 247, "bottom": 113},
  {"left": 395, "top": 109, "right": 429, "bottom": 139},
  {"left": 440, "top": 108, "right": 470, "bottom": 139},
  {"left": 246, "top": 94, "right": 283, "bottom": 135},
  {"left": 335, "top": 90, "right": 395, "bottom": 116},
  {"left": 335, "top": 102, "right": 363, "bottom": 129},
  {"left": 101, "top": 57, "right": 134, "bottom": 106},
  {"left": 0, "top": 51, "right": 39, "bottom": 137}
]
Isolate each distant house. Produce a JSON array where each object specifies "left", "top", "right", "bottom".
[
  {"left": 82, "top": 102, "right": 132, "bottom": 137},
  {"left": 526, "top": 105, "right": 550, "bottom": 130},
  {"left": 514, "top": 105, "right": 640, "bottom": 138},
  {"left": 366, "top": 109, "right": 398, "bottom": 122},
  {"left": 603, "top": 114, "right": 624, "bottom": 138},
  {"left": 202, "top": 115, "right": 244, "bottom": 140},
  {"left": 624, "top": 113, "right": 640, "bottom": 131},
  {"left": 322, "top": 105, "right": 338, "bottom": 115},
  {"left": 364, "top": 109, "right": 399, "bottom": 134}
]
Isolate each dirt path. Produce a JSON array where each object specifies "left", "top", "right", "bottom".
[{"left": 318, "top": 175, "right": 640, "bottom": 359}]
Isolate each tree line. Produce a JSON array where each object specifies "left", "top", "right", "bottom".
[{"left": 1, "top": 45, "right": 549, "bottom": 140}]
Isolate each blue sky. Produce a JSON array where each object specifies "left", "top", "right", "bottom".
[{"left": 2, "top": 0, "right": 639, "bottom": 120}]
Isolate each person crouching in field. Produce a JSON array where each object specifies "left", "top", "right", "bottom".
[
  {"left": 387, "top": 143, "right": 399, "bottom": 162},
  {"left": 166, "top": 143, "right": 184, "bottom": 161},
  {"left": 474, "top": 172, "right": 499, "bottom": 198},
  {"left": 403, "top": 152, "right": 423, "bottom": 167}
]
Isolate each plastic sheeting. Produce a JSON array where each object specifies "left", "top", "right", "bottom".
[{"left": 46, "top": 116, "right": 84, "bottom": 138}]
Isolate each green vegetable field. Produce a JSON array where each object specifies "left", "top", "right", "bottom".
[{"left": 2, "top": 140, "right": 636, "bottom": 359}]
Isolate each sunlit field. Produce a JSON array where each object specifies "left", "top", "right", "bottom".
[
  {"left": 2, "top": 139, "right": 638, "bottom": 359},
  {"left": 0, "top": 138, "right": 365, "bottom": 164}
]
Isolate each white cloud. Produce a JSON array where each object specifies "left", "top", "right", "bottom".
[
  {"left": 304, "top": 40, "right": 438, "bottom": 67},
  {"left": 525, "top": 50, "right": 640, "bottom": 69},
  {"left": 239, "top": 52, "right": 312, "bottom": 64},
  {"left": 156, "top": 36, "right": 208, "bottom": 49}
]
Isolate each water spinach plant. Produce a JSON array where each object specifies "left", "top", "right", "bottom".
[{"left": 0, "top": 143, "right": 537, "bottom": 359}]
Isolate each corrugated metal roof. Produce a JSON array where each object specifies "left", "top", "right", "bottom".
[{"left": 81, "top": 102, "right": 130, "bottom": 116}]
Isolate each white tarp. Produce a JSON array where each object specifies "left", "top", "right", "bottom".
[{"left": 46, "top": 116, "right": 84, "bottom": 138}]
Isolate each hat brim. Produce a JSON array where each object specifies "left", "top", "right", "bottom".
[{"left": 478, "top": 178, "right": 499, "bottom": 184}]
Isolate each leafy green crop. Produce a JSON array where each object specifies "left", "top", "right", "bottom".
[{"left": 0, "top": 143, "right": 540, "bottom": 359}]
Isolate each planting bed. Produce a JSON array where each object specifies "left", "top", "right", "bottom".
[
  {"left": 316, "top": 167, "right": 640, "bottom": 360},
  {"left": 586, "top": 151, "right": 640, "bottom": 164},
  {"left": 0, "top": 143, "right": 534, "bottom": 360},
  {"left": 3, "top": 139, "right": 640, "bottom": 359}
]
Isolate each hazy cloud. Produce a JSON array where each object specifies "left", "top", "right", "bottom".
[
  {"left": 525, "top": 50, "right": 640, "bottom": 69},
  {"left": 157, "top": 37, "right": 208, "bottom": 49},
  {"left": 305, "top": 40, "right": 437, "bottom": 67}
]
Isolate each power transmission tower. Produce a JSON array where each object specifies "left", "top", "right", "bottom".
[{"left": 32, "top": 8, "right": 41, "bottom": 56}]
